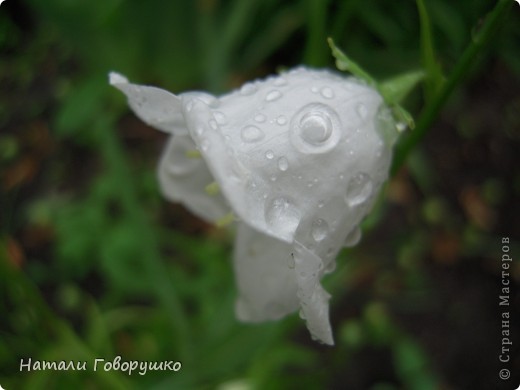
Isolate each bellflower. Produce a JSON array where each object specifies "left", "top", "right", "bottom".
[{"left": 110, "top": 68, "right": 398, "bottom": 345}]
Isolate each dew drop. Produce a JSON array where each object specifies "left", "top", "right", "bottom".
[
  {"left": 209, "top": 99, "right": 220, "bottom": 108},
  {"left": 325, "top": 260, "right": 336, "bottom": 273},
  {"left": 311, "top": 86, "right": 319, "bottom": 93},
  {"left": 320, "top": 87, "right": 334, "bottom": 99},
  {"left": 277, "top": 157, "right": 289, "bottom": 171},
  {"left": 287, "top": 254, "right": 295, "bottom": 269},
  {"left": 265, "top": 150, "right": 274, "bottom": 160},
  {"left": 185, "top": 99, "right": 194, "bottom": 112},
  {"left": 200, "top": 138, "right": 210, "bottom": 151},
  {"left": 274, "top": 77, "right": 287, "bottom": 86},
  {"left": 344, "top": 226, "right": 362, "bottom": 247},
  {"left": 254, "top": 113, "right": 266, "bottom": 123},
  {"left": 270, "top": 175, "right": 277, "bottom": 182},
  {"left": 214, "top": 111, "right": 228, "bottom": 125},
  {"left": 209, "top": 119, "right": 218, "bottom": 130},
  {"left": 241, "top": 125, "right": 264, "bottom": 143},
  {"left": 345, "top": 173, "right": 373, "bottom": 207},
  {"left": 356, "top": 103, "right": 368, "bottom": 119},
  {"left": 276, "top": 115, "right": 287, "bottom": 125},
  {"left": 264, "top": 197, "right": 301, "bottom": 236},
  {"left": 311, "top": 218, "right": 329, "bottom": 242},
  {"left": 265, "top": 90, "right": 282, "bottom": 102},
  {"left": 300, "top": 112, "right": 333, "bottom": 145},
  {"left": 240, "top": 83, "right": 257, "bottom": 96},
  {"left": 318, "top": 200, "right": 325, "bottom": 208}
]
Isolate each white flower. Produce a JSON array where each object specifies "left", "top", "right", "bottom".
[{"left": 110, "top": 68, "right": 398, "bottom": 345}]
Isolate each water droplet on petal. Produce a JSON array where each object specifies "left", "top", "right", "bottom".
[
  {"left": 287, "top": 254, "right": 295, "bottom": 269},
  {"left": 345, "top": 173, "right": 373, "bottom": 207},
  {"left": 240, "top": 83, "right": 257, "bottom": 96},
  {"left": 290, "top": 103, "right": 341, "bottom": 154},
  {"left": 320, "top": 87, "right": 334, "bottom": 99},
  {"left": 241, "top": 125, "right": 264, "bottom": 142},
  {"left": 185, "top": 99, "right": 194, "bottom": 112},
  {"left": 300, "top": 112, "right": 333, "bottom": 145},
  {"left": 277, "top": 157, "right": 289, "bottom": 171},
  {"left": 325, "top": 260, "right": 336, "bottom": 273},
  {"left": 254, "top": 113, "right": 266, "bottom": 123},
  {"left": 356, "top": 103, "right": 368, "bottom": 119},
  {"left": 274, "top": 77, "right": 287, "bottom": 86},
  {"left": 264, "top": 197, "right": 301, "bottom": 236},
  {"left": 200, "top": 138, "right": 210, "bottom": 151},
  {"left": 311, "top": 218, "right": 329, "bottom": 242},
  {"left": 318, "top": 201, "right": 325, "bottom": 208},
  {"left": 311, "top": 86, "right": 319, "bottom": 93},
  {"left": 344, "top": 227, "right": 362, "bottom": 247},
  {"left": 265, "top": 90, "right": 282, "bottom": 102},
  {"left": 209, "top": 99, "right": 220, "bottom": 108},
  {"left": 209, "top": 119, "right": 218, "bottom": 130},
  {"left": 214, "top": 111, "right": 227, "bottom": 125},
  {"left": 265, "top": 150, "right": 274, "bottom": 160},
  {"left": 276, "top": 115, "right": 287, "bottom": 125}
]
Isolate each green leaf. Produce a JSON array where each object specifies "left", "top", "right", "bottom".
[
  {"left": 327, "top": 37, "right": 376, "bottom": 87},
  {"left": 379, "top": 70, "right": 424, "bottom": 105},
  {"left": 416, "top": 0, "right": 444, "bottom": 102}
]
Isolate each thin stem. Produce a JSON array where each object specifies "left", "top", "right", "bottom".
[{"left": 391, "top": 0, "right": 513, "bottom": 175}]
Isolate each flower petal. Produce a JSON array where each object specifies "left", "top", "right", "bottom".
[
  {"left": 109, "top": 72, "right": 185, "bottom": 134},
  {"left": 233, "top": 223, "right": 299, "bottom": 321}
]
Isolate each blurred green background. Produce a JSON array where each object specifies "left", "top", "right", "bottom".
[{"left": 1, "top": 0, "right": 519, "bottom": 389}]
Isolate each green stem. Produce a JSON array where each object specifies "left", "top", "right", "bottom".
[
  {"left": 391, "top": 0, "right": 513, "bottom": 175},
  {"left": 96, "top": 117, "right": 192, "bottom": 360}
]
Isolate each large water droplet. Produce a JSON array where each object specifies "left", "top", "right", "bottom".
[
  {"left": 254, "top": 113, "right": 266, "bottom": 123},
  {"left": 277, "top": 157, "right": 289, "bottom": 171},
  {"left": 344, "top": 227, "right": 362, "bottom": 247},
  {"left": 311, "top": 218, "right": 329, "bottom": 242},
  {"left": 241, "top": 125, "right": 264, "bottom": 142},
  {"left": 300, "top": 112, "right": 333, "bottom": 145},
  {"left": 240, "top": 83, "right": 257, "bottom": 96},
  {"left": 320, "top": 87, "right": 334, "bottom": 99},
  {"left": 345, "top": 173, "right": 373, "bottom": 207},
  {"left": 265, "top": 90, "right": 282, "bottom": 102},
  {"left": 356, "top": 103, "right": 368, "bottom": 119},
  {"left": 290, "top": 103, "right": 341, "bottom": 154},
  {"left": 264, "top": 197, "right": 301, "bottom": 236},
  {"left": 265, "top": 150, "right": 274, "bottom": 160}
]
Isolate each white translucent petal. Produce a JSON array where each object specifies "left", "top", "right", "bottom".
[
  {"left": 293, "top": 241, "right": 333, "bottom": 345},
  {"left": 109, "top": 72, "right": 186, "bottom": 134},
  {"left": 233, "top": 223, "right": 299, "bottom": 321},
  {"left": 158, "top": 135, "right": 230, "bottom": 223}
]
